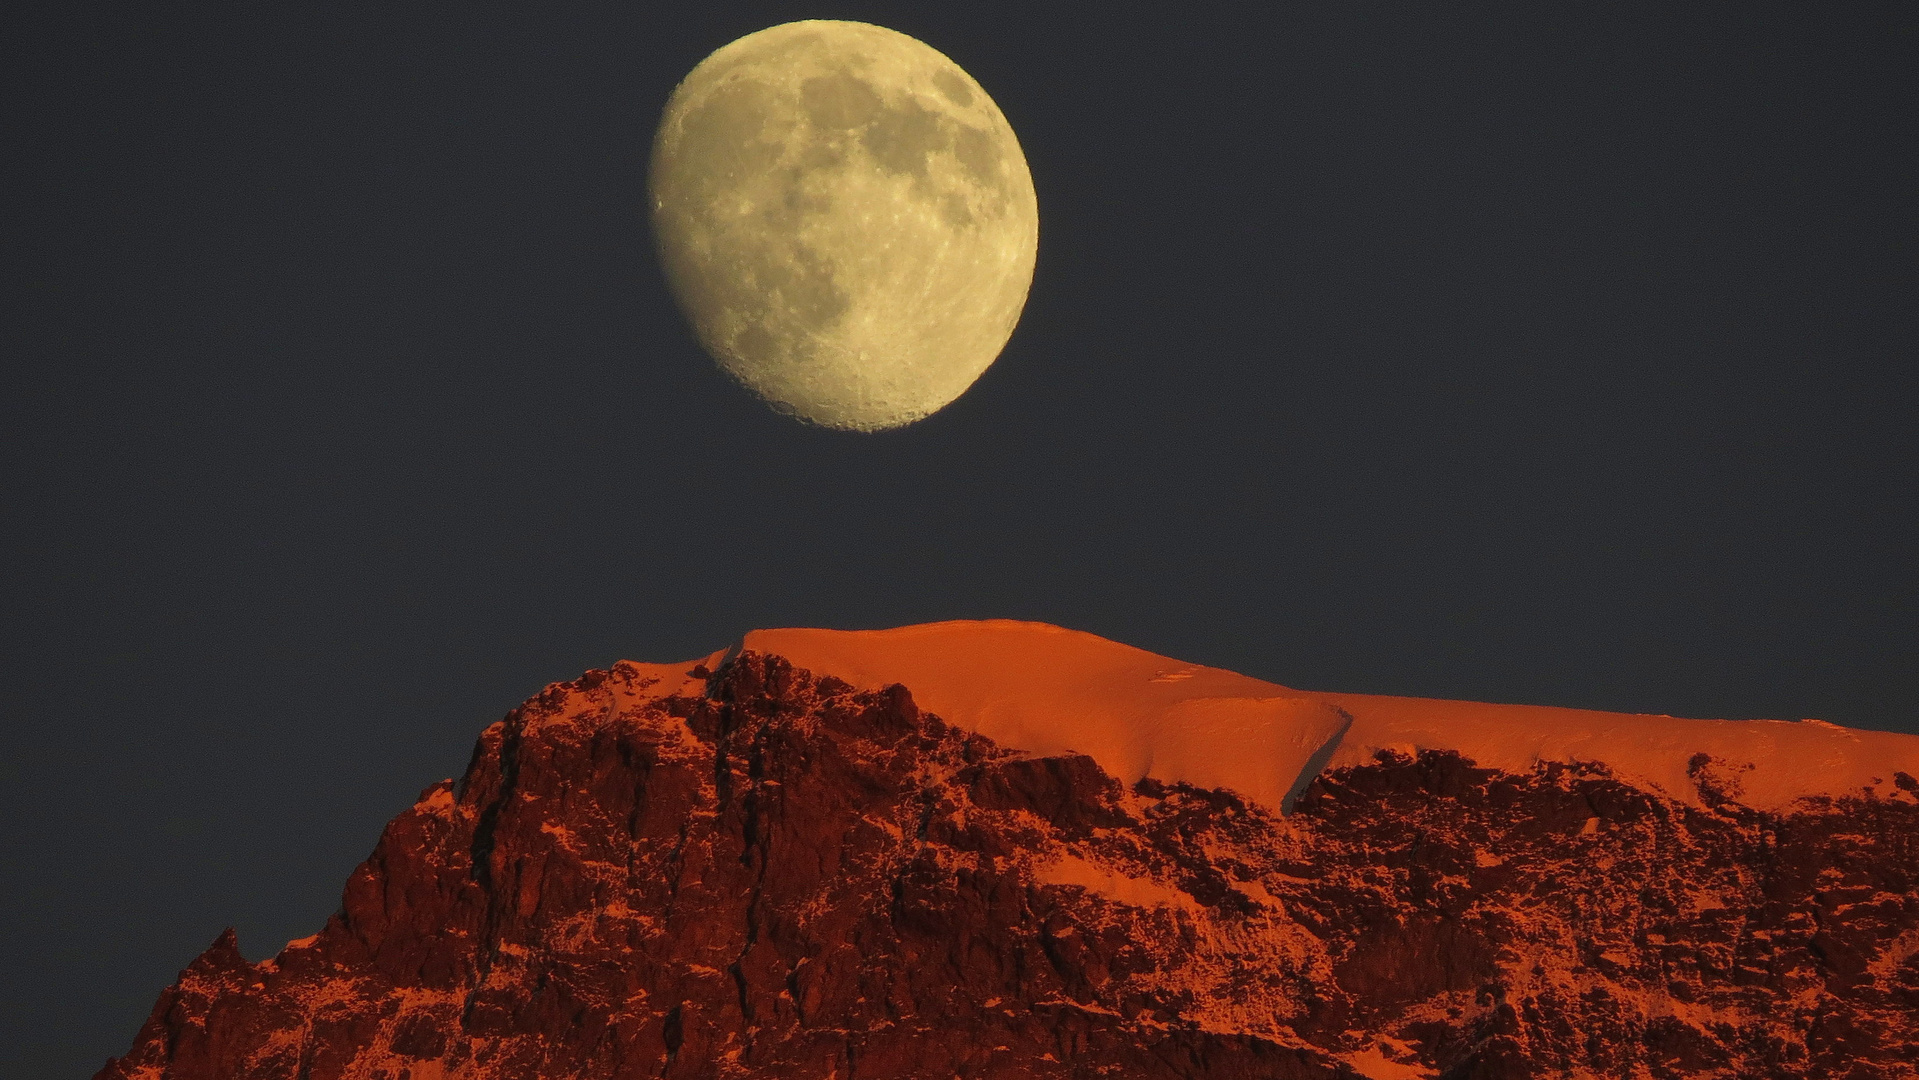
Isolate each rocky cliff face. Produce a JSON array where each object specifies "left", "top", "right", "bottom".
[{"left": 101, "top": 652, "right": 1919, "bottom": 1079}]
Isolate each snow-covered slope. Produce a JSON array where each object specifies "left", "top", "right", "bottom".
[
  {"left": 743, "top": 619, "right": 1918, "bottom": 812},
  {"left": 741, "top": 620, "right": 1348, "bottom": 812}
]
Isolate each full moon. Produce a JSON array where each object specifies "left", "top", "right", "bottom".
[{"left": 649, "top": 21, "right": 1039, "bottom": 431}]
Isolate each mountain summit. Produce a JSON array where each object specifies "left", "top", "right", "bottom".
[
  {"left": 743, "top": 621, "right": 1919, "bottom": 813},
  {"left": 101, "top": 622, "right": 1919, "bottom": 1079}
]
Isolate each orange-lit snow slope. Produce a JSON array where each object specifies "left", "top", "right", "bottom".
[{"left": 733, "top": 619, "right": 1919, "bottom": 815}]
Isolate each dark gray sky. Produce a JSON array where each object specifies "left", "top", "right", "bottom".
[{"left": 5, "top": 2, "right": 1914, "bottom": 1073}]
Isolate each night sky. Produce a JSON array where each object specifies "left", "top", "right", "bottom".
[{"left": 6, "top": 2, "right": 1915, "bottom": 1073}]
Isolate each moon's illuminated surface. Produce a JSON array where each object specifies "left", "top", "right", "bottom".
[{"left": 649, "top": 21, "right": 1038, "bottom": 431}]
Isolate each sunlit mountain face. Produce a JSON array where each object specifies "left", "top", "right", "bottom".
[{"left": 100, "top": 624, "right": 1919, "bottom": 1080}]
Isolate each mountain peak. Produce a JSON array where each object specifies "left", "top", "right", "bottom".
[
  {"left": 739, "top": 620, "right": 1919, "bottom": 812},
  {"left": 98, "top": 626, "right": 1919, "bottom": 1079}
]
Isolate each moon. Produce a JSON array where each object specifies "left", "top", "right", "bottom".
[{"left": 649, "top": 21, "right": 1039, "bottom": 431}]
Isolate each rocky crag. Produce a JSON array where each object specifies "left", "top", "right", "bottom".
[{"left": 101, "top": 646, "right": 1919, "bottom": 1079}]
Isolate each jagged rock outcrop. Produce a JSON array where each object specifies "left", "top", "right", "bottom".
[{"left": 101, "top": 651, "right": 1919, "bottom": 1079}]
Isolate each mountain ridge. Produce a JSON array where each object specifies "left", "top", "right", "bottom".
[
  {"left": 98, "top": 624, "right": 1919, "bottom": 1079},
  {"left": 745, "top": 620, "right": 1919, "bottom": 811}
]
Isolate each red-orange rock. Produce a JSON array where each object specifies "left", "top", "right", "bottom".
[{"left": 99, "top": 652, "right": 1919, "bottom": 1079}]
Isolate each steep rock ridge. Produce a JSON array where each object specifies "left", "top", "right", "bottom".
[{"left": 101, "top": 645, "right": 1919, "bottom": 1079}]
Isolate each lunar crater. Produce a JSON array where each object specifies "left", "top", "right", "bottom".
[{"left": 651, "top": 20, "right": 1037, "bottom": 431}]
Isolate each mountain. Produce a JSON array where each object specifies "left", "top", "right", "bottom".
[{"left": 99, "top": 621, "right": 1919, "bottom": 1079}]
